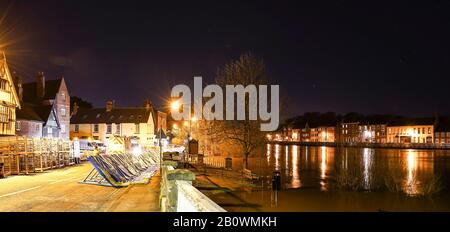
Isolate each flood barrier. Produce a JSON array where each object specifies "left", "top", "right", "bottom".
[{"left": 81, "top": 151, "right": 160, "bottom": 187}]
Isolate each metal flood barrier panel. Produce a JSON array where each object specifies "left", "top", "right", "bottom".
[{"left": 81, "top": 151, "right": 160, "bottom": 187}]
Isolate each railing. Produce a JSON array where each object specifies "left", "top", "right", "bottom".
[
  {"left": 203, "top": 156, "right": 226, "bottom": 168},
  {"left": 186, "top": 154, "right": 230, "bottom": 169}
]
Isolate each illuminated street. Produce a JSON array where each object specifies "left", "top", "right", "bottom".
[{"left": 0, "top": 163, "right": 160, "bottom": 212}]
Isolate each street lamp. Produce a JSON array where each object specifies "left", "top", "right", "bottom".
[{"left": 170, "top": 99, "right": 194, "bottom": 142}]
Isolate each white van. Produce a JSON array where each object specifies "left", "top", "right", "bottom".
[{"left": 77, "top": 139, "right": 107, "bottom": 159}]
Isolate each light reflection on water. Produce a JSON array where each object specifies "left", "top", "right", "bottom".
[
  {"left": 291, "top": 145, "right": 301, "bottom": 188},
  {"left": 320, "top": 146, "right": 327, "bottom": 191},
  {"left": 245, "top": 145, "right": 450, "bottom": 196}
]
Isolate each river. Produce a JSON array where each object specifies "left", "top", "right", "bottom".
[{"left": 204, "top": 144, "right": 450, "bottom": 211}]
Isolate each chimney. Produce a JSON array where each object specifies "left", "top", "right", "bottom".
[
  {"left": 36, "top": 72, "right": 45, "bottom": 99},
  {"left": 106, "top": 100, "right": 114, "bottom": 112},
  {"left": 13, "top": 74, "right": 23, "bottom": 102},
  {"left": 143, "top": 99, "right": 152, "bottom": 111},
  {"left": 72, "top": 102, "right": 79, "bottom": 116}
]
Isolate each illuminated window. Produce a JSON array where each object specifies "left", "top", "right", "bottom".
[
  {"left": 135, "top": 123, "right": 140, "bottom": 134},
  {"left": 61, "top": 108, "right": 66, "bottom": 116}
]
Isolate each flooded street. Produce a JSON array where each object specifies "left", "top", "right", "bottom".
[{"left": 205, "top": 145, "right": 450, "bottom": 212}]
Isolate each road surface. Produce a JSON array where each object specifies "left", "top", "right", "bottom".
[{"left": 0, "top": 162, "right": 161, "bottom": 212}]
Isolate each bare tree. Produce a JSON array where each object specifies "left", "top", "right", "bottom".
[{"left": 199, "top": 53, "right": 269, "bottom": 169}]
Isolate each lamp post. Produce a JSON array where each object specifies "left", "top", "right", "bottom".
[{"left": 171, "top": 100, "right": 196, "bottom": 151}]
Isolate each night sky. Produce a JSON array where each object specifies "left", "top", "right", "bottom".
[{"left": 1, "top": 1, "right": 450, "bottom": 118}]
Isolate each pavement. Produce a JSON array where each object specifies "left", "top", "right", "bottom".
[{"left": 0, "top": 162, "right": 161, "bottom": 212}]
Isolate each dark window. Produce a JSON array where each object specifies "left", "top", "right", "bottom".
[{"left": 106, "top": 124, "right": 112, "bottom": 134}]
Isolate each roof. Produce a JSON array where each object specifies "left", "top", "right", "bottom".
[
  {"left": 16, "top": 103, "right": 53, "bottom": 122},
  {"left": 435, "top": 116, "right": 450, "bottom": 132},
  {"left": 155, "top": 129, "right": 167, "bottom": 139},
  {"left": 71, "top": 107, "right": 153, "bottom": 124},
  {"left": 22, "top": 79, "right": 62, "bottom": 103},
  {"left": 0, "top": 53, "right": 21, "bottom": 109},
  {"left": 387, "top": 117, "right": 435, "bottom": 127}
]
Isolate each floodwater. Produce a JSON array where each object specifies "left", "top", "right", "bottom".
[{"left": 208, "top": 144, "right": 450, "bottom": 212}]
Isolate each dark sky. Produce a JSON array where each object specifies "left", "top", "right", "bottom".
[{"left": 1, "top": 1, "right": 450, "bottom": 118}]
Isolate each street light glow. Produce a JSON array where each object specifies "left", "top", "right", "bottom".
[{"left": 171, "top": 100, "right": 181, "bottom": 111}]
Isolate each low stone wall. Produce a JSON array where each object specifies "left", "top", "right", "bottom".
[{"left": 160, "top": 162, "right": 225, "bottom": 212}]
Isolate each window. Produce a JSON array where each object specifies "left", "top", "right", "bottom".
[
  {"left": 61, "top": 108, "right": 66, "bottom": 116},
  {"left": 93, "top": 124, "right": 99, "bottom": 133},
  {"left": 428, "top": 128, "right": 431, "bottom": 134},
  {"left": 47, "top": 127, "right": 52, "bottom": 134},
  {"left": 0, "top": 105, "right": 10, "bottom": 123},
  {"left": 74, "top": 124, "right": 79, "bottom": 133},
  {"left": 61, "top": 92, "right": 66, "bottom": 100},
  {"left": 0, "top": 79, "right": 10, "bottom": 92},
  {"left": 135, "top": 123, "right": 140, "bottom": 134},
  {"left": 61, "top": 125, "right": 65, "bottom": 133},
  {"left": 116, "top": 124, "right": 120, "bottom": 134},
  {"left": 106, "top": 124, "right": 112, "bottom": 134},
  {"left": 16, "top": 121, "right": 21, "bottom": 131},
  {"left": 35, "top": 124, "right": 40, "bottom": 132}
]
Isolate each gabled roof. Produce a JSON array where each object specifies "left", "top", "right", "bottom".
[
  {"left": 16, "top": 103, "right": 53, "bottom": 123},
  {"left": 71, "top": 107, "right": 153, "bottom": 124},
  {"left": 22, "top": 78, "right": 63, "bottom": 103},
  {"left": 16, "top": 103, "right": 44, "bottom": 122},
  {"left": 0, "top": 52, "right": 21, "bottom": 109}
]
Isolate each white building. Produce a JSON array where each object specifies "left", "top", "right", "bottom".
[{"left": 70, "top": 100, "right": 165, "bottom": 147}]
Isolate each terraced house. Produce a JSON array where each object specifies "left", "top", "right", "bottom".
[{"left": 70, "top": 100, "right": 166, "bottom": 146}]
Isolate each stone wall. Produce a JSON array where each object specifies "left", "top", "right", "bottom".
[{"left": 160, "top": 162, "right": 225, "bottom": 212}]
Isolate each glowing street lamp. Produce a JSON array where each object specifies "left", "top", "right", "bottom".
[{"left": 171, "top": 100, "right": 181, "bottom": 111}]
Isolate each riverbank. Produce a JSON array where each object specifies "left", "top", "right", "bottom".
[{"left": 268, "top": 140, "right": 450, "bottom": 150}]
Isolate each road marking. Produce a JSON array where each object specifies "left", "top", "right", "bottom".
[{"left": 0, "top": 186, "right": 41, "bottom": 198}]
